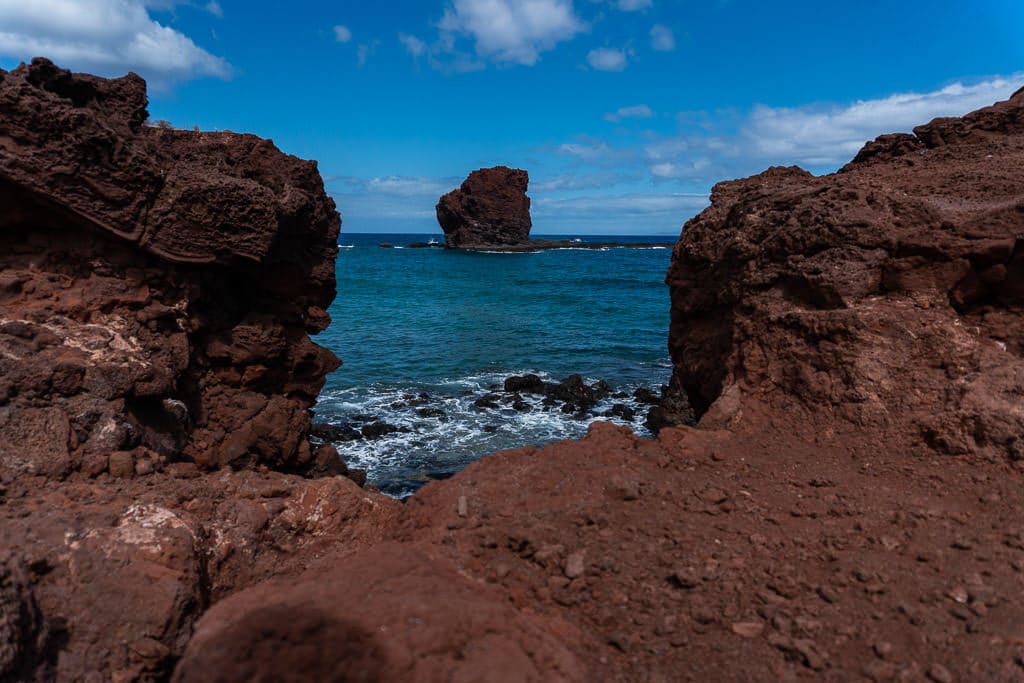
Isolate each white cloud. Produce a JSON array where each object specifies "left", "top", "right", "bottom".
[
  {"left": 333, "top": 24, "right": 352, "bottom": 43},
  {"left": 365, "top": 176, "right": 454, "bottom": 196},
  {"left": 399, "top": 33, "right": 427, "bottom": 57},
  {"left": 650, "top": 24, "right": 674, "bottom": 51},
  {"left": 616, "top": 0, "right": 651, "bottom": 10},
  {"left": 556, "top": 140, "right": 613, "bottom": 161},
  {"left": 439, "top": 0, "right": 585, "bottom": 66},
  {"left": 744, "top": 75, "right": 1024, "bottom": 167},
  {"left": 534, "top": 192, "right": 708, "bottom": 217},
  {"left": 587, "top": 47, "right": 627, "bottom": 71},
  {"left": 203, "top": 1, "right": 222, "bottom": 17},
  {"left": 605, "top": 104, "right": 653, "bottom": 122},
  {"left": 0, "top": 0, "right": 230, "bottom": 88},
  {"left": 641, "top": 74, "right": 1024, "bottom": 181}
]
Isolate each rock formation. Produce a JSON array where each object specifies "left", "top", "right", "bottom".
[
  {"left": 665, "top": 84, "right": 1024, "bottom": 460},
  {"left": 5, "top": 58, "right": 1024, "bottom": 682},
  {"left": 0, "top": 58, "right": 341, "bottom": 478},
  {"left": 436, "top": 166, "right": 532, "bottom": 247}
]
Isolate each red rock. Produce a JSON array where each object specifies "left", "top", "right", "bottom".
[
  {"left": 0, "top": 58, "right": 340, "bottom": 478},
  {"left": 436, "top": 166, "right": 532, "bottom": 247},
  {"left": 664, "top": 86, "right": 1024, "bottom": 463}
]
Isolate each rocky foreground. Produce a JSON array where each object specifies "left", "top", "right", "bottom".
[{"left": 2, "top": 60, "right": 1024, "bottom": 682}]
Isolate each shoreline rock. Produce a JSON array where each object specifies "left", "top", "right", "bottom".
[{"left": 5, "top": 58, "right": 1024, "bottom": 682}]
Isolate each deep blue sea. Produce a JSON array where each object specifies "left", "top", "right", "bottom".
[{"left": 314, "top": 233, "right": 677, "bottom": 497}]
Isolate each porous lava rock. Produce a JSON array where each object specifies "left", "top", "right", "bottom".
[
  {"left": 0, "top": 58, "right": 341, "bottom": 477},
  {"left": 665, "top": 85, "right": 1024, "bottom": 459},
  {"left": 436, "top": 166, "right": 532, "bottom": 247},
  {"left": 8, "top": 59, "right": 1024, "bottom": 683}
]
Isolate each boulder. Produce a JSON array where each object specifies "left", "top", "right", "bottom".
[{"left": 436, "top": 166, "right": 532, "bottom": 247}]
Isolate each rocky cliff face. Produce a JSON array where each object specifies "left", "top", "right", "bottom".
[
  {"left": 6, "top": 59, "right": 1024, "bottom": 683},
  {"left": 436, "top": 166, "right": 532, "bottom": 246},
  {"left": 666, "top": 86, "right": 1024, "bottom": 459},
  {"left": 0, "top": 58, "right": 341, "bottom": 479}
]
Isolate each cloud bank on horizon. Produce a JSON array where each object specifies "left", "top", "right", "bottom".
[{"left": 0, "top": 0, "right": 1021, "bottom": 233}]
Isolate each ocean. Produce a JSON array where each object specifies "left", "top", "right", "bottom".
[{"left": 313, "top": 232, "right": 678, "bottom": 497}]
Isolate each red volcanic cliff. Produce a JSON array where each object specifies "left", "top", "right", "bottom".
[
  {"left": 4, "top": 59, "right": 1024, "bottom": 682},
  {"left": 0, "top": 58, "right": 341, "bottom": 478},
  {"left": 666, "top": 86, "right": 1024, "bottom": 460},
  {"left": 436, "top": 166, "right": 532, "bottom": 247}
]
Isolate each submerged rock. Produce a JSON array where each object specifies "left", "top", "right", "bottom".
[{"left": 436, "top": 166, "right": 532, "bottom": 247}]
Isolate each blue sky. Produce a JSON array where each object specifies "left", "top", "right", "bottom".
[{"left": 1, "top": 1, "right": 1022, "bottom": 234}]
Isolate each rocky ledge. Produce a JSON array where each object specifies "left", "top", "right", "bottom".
[
  {"left": 0, "top": 58, "right": 343, "bottom": 479},
  {"left": 4, "top": 59, "right": 1024, "bottom": 682}
]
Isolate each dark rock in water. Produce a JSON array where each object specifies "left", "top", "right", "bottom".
[
  {"left": 560, "top": 402, "right": 579, "bottom": 415},
  {"left": 504, "top": 374, "right": 546, "bottom": 394},
  {"left": 379, "top": 242, "right": 393, "bottom": 248},
  {"left": 482, "top": 425, "right": 499, "bottom": 433},
  {"left": 474, "top": 395, "right": 500, "bottom": 410},
  {"left": 612, "top": 391, "right": 629, "bottom": 399},
  {"left": 633, "top": 388, "right": 661, "bottom": 405},
  {"left": 405, "top": 241, "right": 443, "bottom": 249},
  {"left": 310, "top": 423, "right": 363, "bottom": 443},
  {"left": 512, "top": 400, "right": 531, "bottom": 412},
  {"left": 547, "top": 375, "right": 598, "bottom": 407},
  {"left": 645, "top": 383, "right": 696, "bottom": 434},
  {"left": 436, "top": 166, "right": 532, "bottom": 247},
  {"left": 591, "top": 380, "right": 612, "bottom": 402},
  {"left": 361, "top": 422, "right": 399, "bottom": 440},
  {"left": 607, "top": 404, "right": 636, "bottom": 421},
  {"left": 417, "top": 407, "right": 446, "bottom": 418}
]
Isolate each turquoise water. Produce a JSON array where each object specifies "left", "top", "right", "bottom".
[{"left": 314, "top": 233, "right": 676, "bottom": 496}]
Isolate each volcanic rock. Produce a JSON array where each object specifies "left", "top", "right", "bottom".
[
  {"left": 664, "top": 85, "right": 1024, "bottom": 460},
  {"left": 436, "top": 166, "right": 532, "bottom": 247},
  {"left": 0, "top": 58, "right": 340, "bottom": 478}
]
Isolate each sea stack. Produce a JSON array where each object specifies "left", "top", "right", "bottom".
[{"left": 436, "top": 166, "right": 532, "bottom": 247}]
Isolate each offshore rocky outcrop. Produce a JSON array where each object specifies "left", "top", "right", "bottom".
[
  {"left": 666, "top": 85, "right": 1024, "bottom": 460},
  {"left": 0, "top": 58, "right": 341, "bottom": 478},
  {"left": 436, "top": 166, "right": 532, "bottom": 247}
]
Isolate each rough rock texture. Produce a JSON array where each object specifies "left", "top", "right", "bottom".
[
  {"left": 1, "top": 466, "right": 401, "bottom": 681},
  {"left": 7, "top": 60, "right": 1024, "bottom": 683},
  {"left": 666, "top": 85, "right": 1024, "bottom": 460},
  {"left": 0, "top": 58, "right": 341, "bottom": 477},
  {"left": 436, "top": 166, "right": 532, "bottom": 247}
]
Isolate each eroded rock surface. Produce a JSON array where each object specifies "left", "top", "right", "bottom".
[
  {"left": 436, "top": 166, "right": 532, "bottom": 247},
  {"left": 5, "top": 59, "right": 1024, "bottom": 683},
  {"left": 0, "top": 58, "right": 341, "bottom": 477},
  {"left": 666, "top": 86, "right": 1024, "bottom": 458}
]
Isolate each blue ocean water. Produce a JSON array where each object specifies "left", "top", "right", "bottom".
[{"left": 314, "top": 233, "right": 677, "bottom": 496}]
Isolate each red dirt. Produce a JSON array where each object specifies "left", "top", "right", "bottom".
[{"left": 2, "top": 61, "right": 1024, "bottom": 682}]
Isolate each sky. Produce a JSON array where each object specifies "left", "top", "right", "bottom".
[{"left": 0, "top": 1, "right": 1022, "bottom": 235}]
